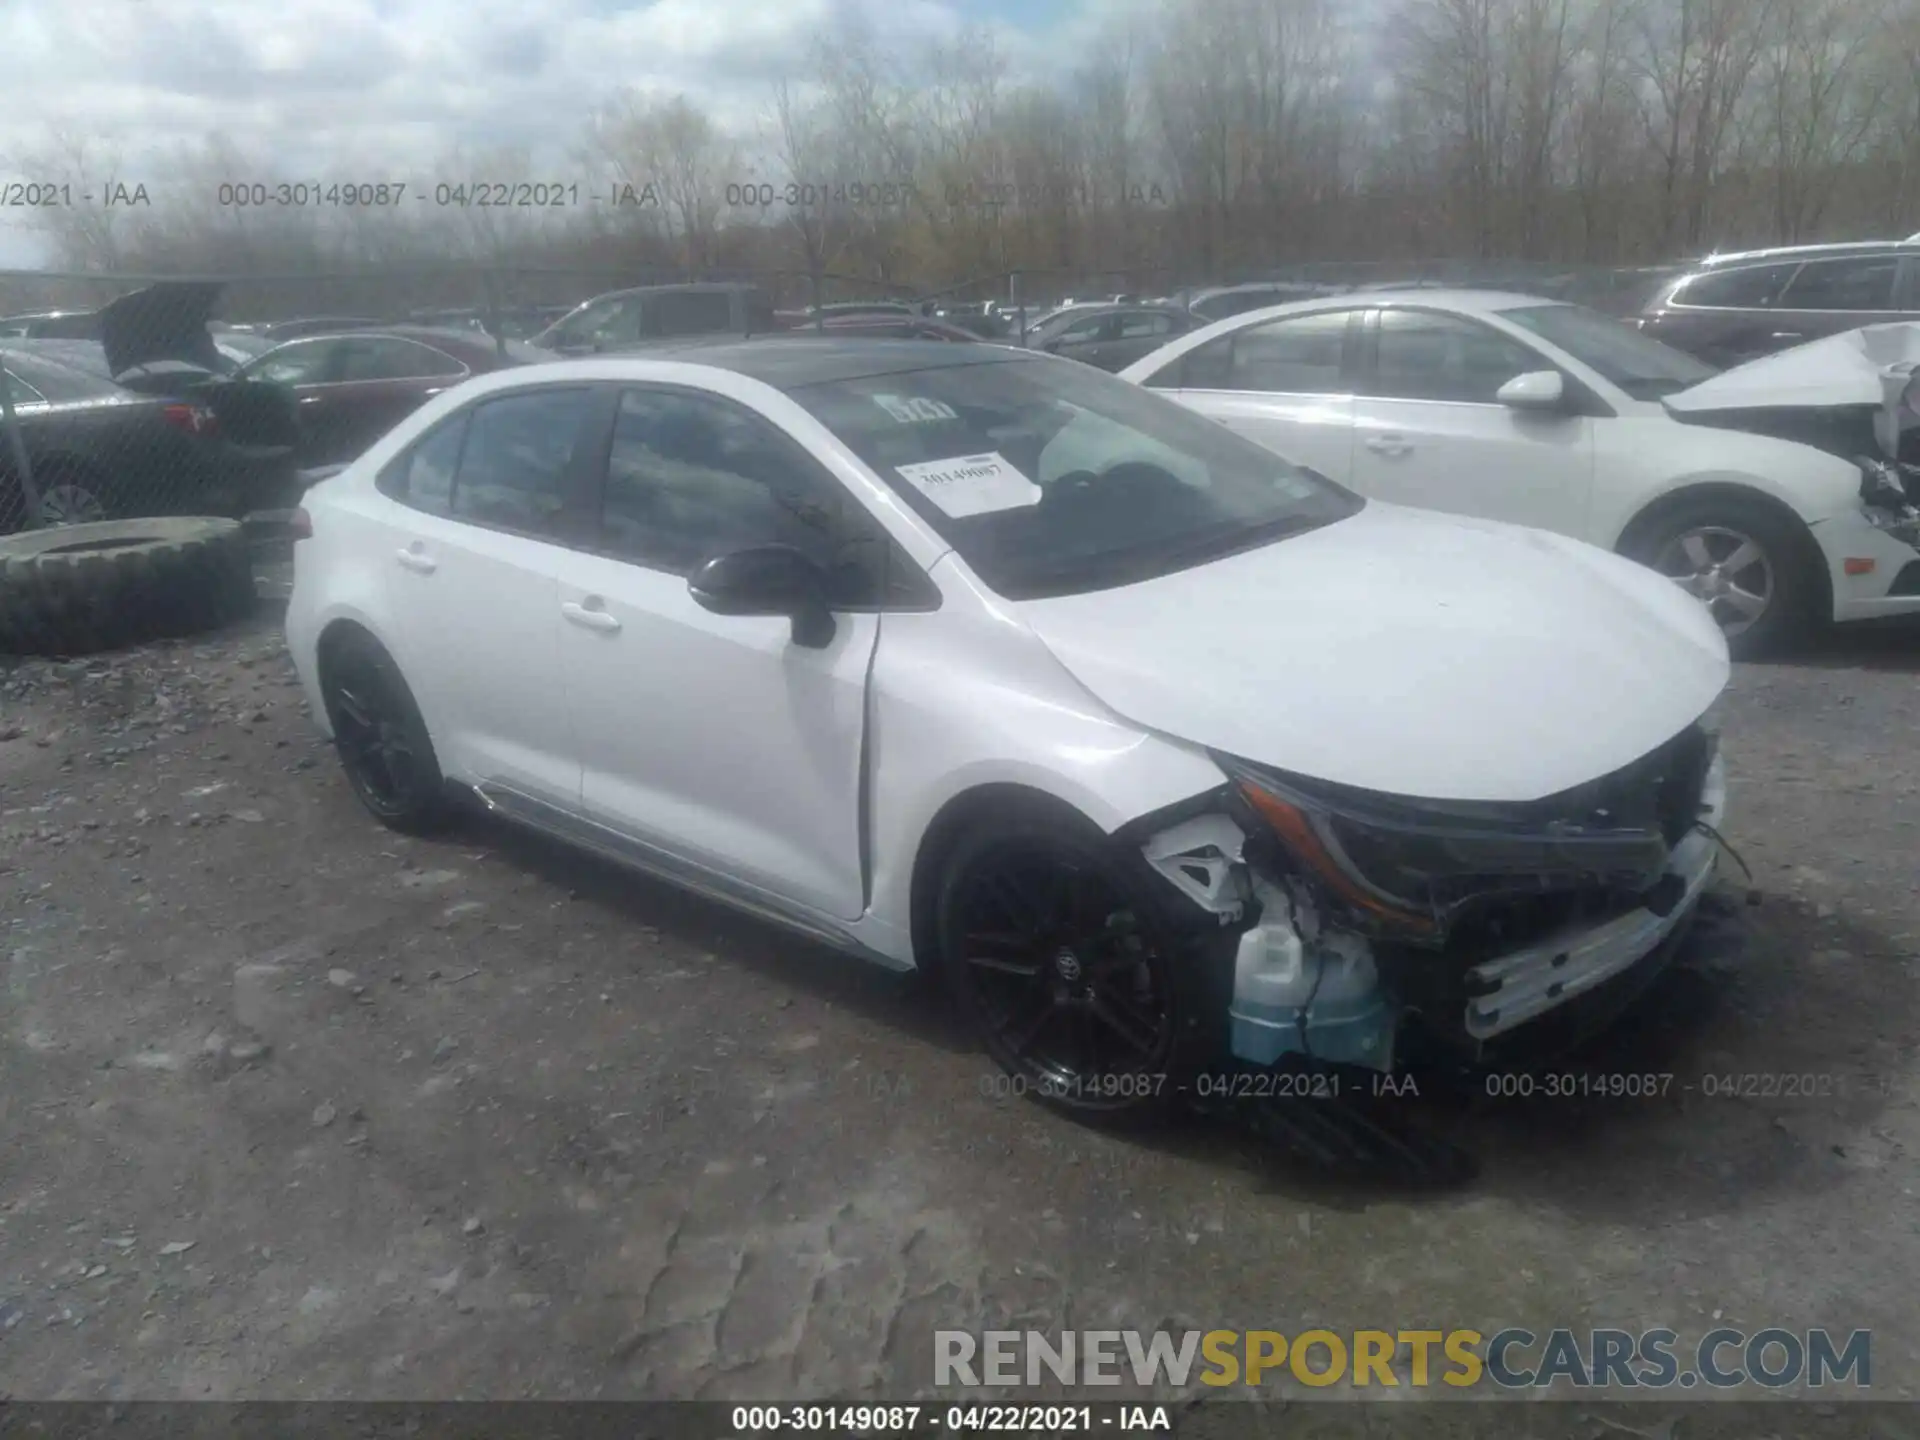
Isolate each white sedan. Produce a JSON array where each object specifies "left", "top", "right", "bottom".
[
  {"left": 1120, "top": 290, "right": 1920, "bottom": 658},
  {"left": 286, "top": 338, "right": 1729, "bottom": 1122}
]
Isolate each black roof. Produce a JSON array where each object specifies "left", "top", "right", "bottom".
[{"left": 586, "top": 335, "right": 1033, "bottom": 389}]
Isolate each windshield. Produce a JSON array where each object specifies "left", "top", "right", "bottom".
[
  {"left": 788, "top": 354, "right": 1363, "bottom": 599},
  {"left": 1502, "top": 302, "right": 1716, "bottom": 400}
]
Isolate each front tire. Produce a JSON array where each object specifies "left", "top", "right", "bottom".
[
  {"left": 934, "top": 809, "right": 1188, "bottom": 1123},
  {"left": 319, "top": 632, "right": 447, "bottom": 835},
  {"left": 1622, "top": 497, "right": 1820, "bottom": 660}
]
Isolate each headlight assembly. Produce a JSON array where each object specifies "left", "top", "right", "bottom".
[
  {"left": 1221, "top": 759, "right": 1676, "bottom": 947},
  {"left": 1859, "top": 457, "right": 1920, "bottom": 548}
]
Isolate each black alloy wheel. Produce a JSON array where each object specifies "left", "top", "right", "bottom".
[
  {"left": 320, "top": 635, "right": 445, "bottom": 833},
  {"left": 939, "top": 820, "right": 1181, "bottom": 1118}
]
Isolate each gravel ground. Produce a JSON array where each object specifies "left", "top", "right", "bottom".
[{"left": 2, "top": 584, "right": 1919, "bottom": 1408}]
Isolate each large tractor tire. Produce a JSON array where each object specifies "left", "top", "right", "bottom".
[{"left": 0, "top": 517, "right": 257, "bottom": 657}]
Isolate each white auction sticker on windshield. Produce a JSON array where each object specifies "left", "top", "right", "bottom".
[
  {"left": 873, "top": 393, "right": 959, "bottom": 424},
  {"left": 895, "top": 451, "right": 1042, "bottom": 518}
]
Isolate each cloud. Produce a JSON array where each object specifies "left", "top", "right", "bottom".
[{"left": 0, "top": 0, "right": 1100, "bottom": 268}]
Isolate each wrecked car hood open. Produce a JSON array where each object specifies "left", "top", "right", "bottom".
[
  {"left": 99, "top": 281, "right": 229, "bottom": 379},
  {"left": 1666, "top": 322, "right": 1920, "bottom": 463},
  {"left": 1015, "top": 502, "right": 1730, "bottom": 805},
  {"left": 93, "top": 281, "right": 301, "bottom": 452}
]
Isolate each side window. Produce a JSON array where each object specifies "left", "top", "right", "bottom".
[
  {"left": 1370, "top": 310, "right": 1539, "bottom": 404},
  {"left": 1778, "top": 256, "right": 1898, "bottom": 311},
  {"left": 598, "top": 388, "right": 908, "bottom": 605},
  {"left": 448, "top": 387, "right": 593, "bottom": 537},
  {"left": 248, "top": 340, "right": 340, "bottom": 386},
  {"left": 1183, "top": 312, "right": 1351, "bottom": 394},
  {"left": 1054, "top": 314, "right": 1108, "bottom": 346},
  {"left": 1676, "top": 263, "right": 1800, "bottom": 309},
  {"left": 377, "top": 413, "right": 466, "bottom": 515},
  {"left": 339, "top": 338, "right": 466, "bottom": 381},
  {"left": 1117, "top": 312, "right": 1176, "bottom": 340},
  {"left": 554, "top": 297, "right": 641, "bottom": 349},
  {"left": 649, "top": 291, "right": 736, "bottom": 337}
]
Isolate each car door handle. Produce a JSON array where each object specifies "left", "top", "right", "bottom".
[
  {"left": 1771, "top": 330, "right": 1804, "bottom": 342},
  {"left": 1365, "top": 435, "right": 1413, "bottom": 457},
  {"left": 395, "top": 546, "right": 437, "bottom": 574},
  {"left": 560, "top": 600, "right": 621, "bottom": 633},
  {"left": 298, "top": 395, "right": 324, "bottom": 405}
]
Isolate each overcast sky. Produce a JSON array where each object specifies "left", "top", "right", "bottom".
[{"left": 0, "top": 0, "right": 1138, "bottom": 270}]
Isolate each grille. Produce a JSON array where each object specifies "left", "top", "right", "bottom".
[{"left": 1543, "top": 722, "right": 1712, "bottom": 847}]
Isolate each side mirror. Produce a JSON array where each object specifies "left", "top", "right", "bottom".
[
  {"left": 1496, "top": 370, "right": 1568, "bottom": 411},
  {"left": 688, "top": 544, "right": 836, "bottom": 649}
]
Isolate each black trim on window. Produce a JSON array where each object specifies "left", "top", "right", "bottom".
[
  {"left": 575, "top": 381, "right": 942, "bottom": 613},
  {"left": 1360, "top": 305, "right": 1615, "bottom": 418},
  {"left": 375, "top": 410, "right": 468, "bottom": 514},
  {"left": 381, "top": 384, "right": 603, "bottom": 546}
]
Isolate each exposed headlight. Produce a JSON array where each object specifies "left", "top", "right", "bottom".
[
  {"left": 1856, "top": 458, "right": 1920, "bottom": 548},
  {"left": 1221, "top": 760, "right": 1676, "bottom": 947}
]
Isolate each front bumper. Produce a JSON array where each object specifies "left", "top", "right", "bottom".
[
  {"left": 1204, "top": 750, "right": 1728, "bottom": 1071},
  {"left": 1463, "top": 749, "right": 1724, "bottom": 1039},
  {"left": 1811, "top": 509, "right": 1920, "bottom": 622}
]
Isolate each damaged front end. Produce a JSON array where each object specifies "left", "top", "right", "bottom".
[
  {"left": 1666, "top": 324, "right": 1920, "bottom": 546},
  {"left": 1141, "top": 722, "right": 1727, "bottom": 1076}
]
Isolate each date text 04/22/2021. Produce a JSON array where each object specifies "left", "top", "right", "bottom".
[
  {"left": 206, "top": 181, "right": 666, "bottom": 208},
  {"left": 724, "top": 1404, "right": 1173, "bottom": 1434}
]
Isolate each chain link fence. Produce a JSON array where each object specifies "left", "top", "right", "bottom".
[{"left": 0, "top": 258, "right": 1664, "bottom": 537}]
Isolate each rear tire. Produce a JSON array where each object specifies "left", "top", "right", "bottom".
[
  {"left": 318, "top": 631, "right": 448, "bottom": 835},
  {"left": 1621, "top": 496, "right": 1820, "bottom": 660}
]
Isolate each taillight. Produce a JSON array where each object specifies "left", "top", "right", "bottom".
[
  {"left": 161, "top": 402, "right": 220, "bottom": 438},
  {"left": 289, "top": 506, "right": 313, "bottom": 540}
]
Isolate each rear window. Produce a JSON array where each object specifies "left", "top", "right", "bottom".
[
  {"left": 0, "top": 351, "right": 119, "bottom": 401},
  {"left": 1779, "top": 256, "right": 1899, "bottom": 311}
]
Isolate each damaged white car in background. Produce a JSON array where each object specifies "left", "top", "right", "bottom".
[
  {"left": 1122, "top": 294, "right": 1920, "bottom": 658},
  {"left": 285, "top": 340, "right": 1732, "bottom": 1140}
]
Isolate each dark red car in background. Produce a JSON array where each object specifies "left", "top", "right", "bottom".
[{"left": 233, "top": 326, "right": 550, "bottom": 468}]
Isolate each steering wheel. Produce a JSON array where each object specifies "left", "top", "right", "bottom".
[{"left": 1044, "top": 469, "right": 1101, "bottom": 504}]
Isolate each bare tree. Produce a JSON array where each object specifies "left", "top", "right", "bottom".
[
  {"left": 1751, "top": 0, "right": 1891, "bottom": 242},
  {"left": 589, "top": 91, "right": 736, "bottom": 272}
]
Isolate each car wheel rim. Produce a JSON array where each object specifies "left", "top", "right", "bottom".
[
  {"left": 950, "top": 843, "right": 1175, "bottom": 1102},
  {"left": 1652, "top": 525, "right": 1774, "bottom": 639},
  {"left": 327, "top": 659, "right": 417, "bottom": 815},
  {"left": 38, "top": 483, "right": 107, "bottom": 526}
]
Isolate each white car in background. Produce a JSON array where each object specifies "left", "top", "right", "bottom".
[
  {"left": 285, "top": 337, "right": 1730, "bottom": 1125},
  {"left": 1120, "top": 290, "right": 1920, "bottom": 657}
]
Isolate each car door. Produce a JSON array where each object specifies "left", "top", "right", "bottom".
[
  {"left": 242, "top": 338, "right": 347, "bottom": 466},
  {"left": 1766, "top": 253, "right": 1909, "bottom": 353},
  {"left": 1349, "top": 307, "right": 1595, "bottom": 536},
  {"left": 323, "top": 336, "right": 470, "bottom": 462},
  {"left": 554, "top": 385, "right": 887, "bottom": 923},
  {"left": 1136, "top": 309, "right": 1360, "bottom": 483},
  {"left": 374, "top": 385, "right": 599, "bottom": 803}
]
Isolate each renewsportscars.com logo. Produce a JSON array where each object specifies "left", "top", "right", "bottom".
[{"left": 934, "top": 1328, "right": 1871, "bottom": 1391}]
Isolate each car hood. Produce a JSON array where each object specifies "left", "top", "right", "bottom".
[
  {"left": 99, "top": 281, "right": 227, "bottom": 378},
  {"left": 1666, "top": 322, "right": 1920, "bottom": 460},
  {"left": 1013, "top": 502, "right": 1730, "bottom": 803}
]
